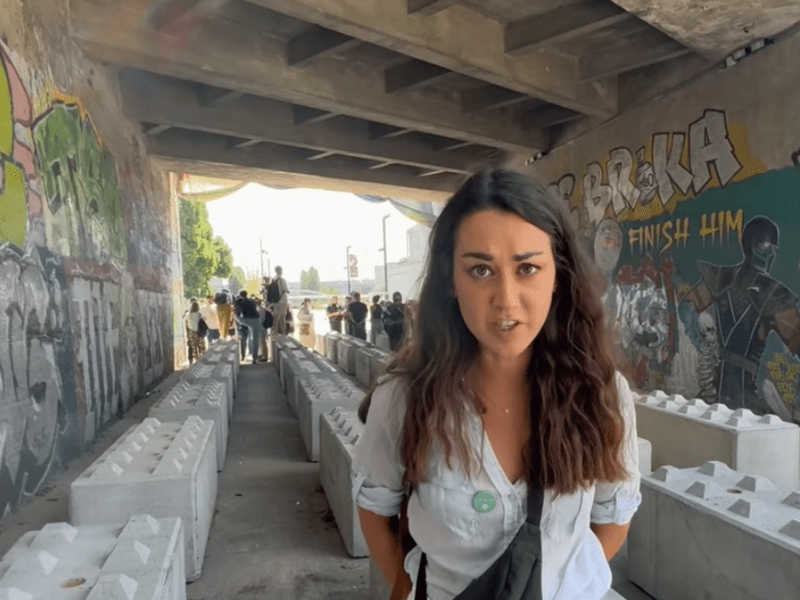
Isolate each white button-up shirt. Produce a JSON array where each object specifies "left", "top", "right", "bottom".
[{"left": 352, "top": 372, "right": 641, "bottom": 600}]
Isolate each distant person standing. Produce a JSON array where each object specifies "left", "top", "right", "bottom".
[
  {"left": 186, "top": 300, "right": 206, "bottom": 363},
  {"left": 382, "top": 291, "right": 406, "bottom": 351},
  {"left": 370, "top": 294, "right": 384, "bottom": 345},
  {"left": 234, "top": 290, "right": 262, "bottom": 364},
  {"left": 347, "top": 292, "right": 368, "bottom": 341},
  {"left": 255, "top": 298, "right": 271, "bottom": 362},
  {"left": 297, "top": 298, "right": 316, "bottom": 349},
  {"left": 327, "top": 296, "right": 344, "bottom": 333},
  {"left": 214, "top": 288, "right": 233, "bottom": 340},
  {"left": 267, "top": 266, "right": 290, "bottom": 335},
  {"left": 200, "top": 295, "right": 221, "bottom": 344}
]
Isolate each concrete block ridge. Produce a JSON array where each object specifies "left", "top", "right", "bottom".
[
  {"left": 149, "top": 381, "right": 228, "bottom": 470},
  {"left": 0, "top": 514, "right": 185, "bottom": 600},
  {"left": 635, "top": 393, "right": 800, "bottom": 489},
  {"left": 628, "top": 459, "right": 800, "bottom": 600},
  {"left": 70, "top": 417, "right": 218, "bottom": 582},
  {"left": 320, "top": 407, "right": 367, "bottom": 557}
]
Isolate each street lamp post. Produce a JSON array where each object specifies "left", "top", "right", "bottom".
[
  {"left": 379, "top": 214, "right": 391, "bottom": 299},
  {"left": 346, "top": 245, "right": 352, "bottom": 295},
  {"left": 260, "top": 238, "right": 264, "bottom": 279}
]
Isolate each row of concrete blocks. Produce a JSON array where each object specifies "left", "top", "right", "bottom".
[
  {"left": 634, "top": 390, "right": 800, "bottom": 490},
  {"left": 322, "top": 331, "right": 391, "bottom": 388},
  {"left": 0, "top": 340, "right": 242, "bottom": 599}
]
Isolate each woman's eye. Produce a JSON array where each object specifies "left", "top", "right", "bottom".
[
  {"left": 470, "top": 265, "right": 491, "bottom": 277},
  {"left": 520, "top": 264, "right": 539, "bottom": 275}
]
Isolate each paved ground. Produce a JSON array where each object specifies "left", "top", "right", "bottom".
[{"left": 0, "top": 350, "right": 655, "bottom": 600}]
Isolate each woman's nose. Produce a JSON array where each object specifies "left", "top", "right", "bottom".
[{"left": 492, "top": 273, "right": 519, "bottom": 309}]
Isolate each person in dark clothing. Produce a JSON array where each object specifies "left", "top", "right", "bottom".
[
  {"left": 382, "top": 291, "right": 406, "bottom": 351},
  {"left": 327, "top": 296, "right": 344, "bottom": 333},
  {"left": 370, "top": 294, "right": 384, "bottom": 345},
  {"left": 344, "top": 295, "right": 354, "bottom": 336},
  {"left": 347, "top": 292, "right": 369, "bottom": 340},
  {"left": 234, "top": 290, "right": 262, "bottom": 363}
]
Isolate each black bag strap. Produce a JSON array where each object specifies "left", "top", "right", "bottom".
[{"left": 415, "top": 477, "right": 544, "bottom": 600}]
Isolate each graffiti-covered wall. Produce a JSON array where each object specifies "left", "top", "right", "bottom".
[
  {"left": 0, "top": 0, "right": 182, "bottom": 518},
  {"left": 526, "top": 30, "right": 800, "bottom": 425}
]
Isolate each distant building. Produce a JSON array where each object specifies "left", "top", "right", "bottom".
[{"left": 374, "top": 224, "right": 430, "bottom": 300}]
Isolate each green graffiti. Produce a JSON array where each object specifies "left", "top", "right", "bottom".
[
  {"left": 1, "top": 52, "right": 27, "bottom": 248},
  {"left": 33, "top": 103, "right": 127, "bottom": 265}
]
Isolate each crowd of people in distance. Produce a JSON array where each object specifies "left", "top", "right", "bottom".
[
  {"left": 326, "top": 290, "right": 414, "bottom": 351},
  {"left": 184, "top": 263, "right": 418, "bottom": 364}
]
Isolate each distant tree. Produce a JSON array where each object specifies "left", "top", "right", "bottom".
[
  {"left": 213, "top": 237, "right": 233, "bottom": 278},
  {"left": 307, "top": 266, "right": 320, "bottom": 291},
  {"left": 180, "top": 200, "right": 219, "bottom": 298},
  {"left": 300, "top": 266, "right": 320, "bottom": 291}
]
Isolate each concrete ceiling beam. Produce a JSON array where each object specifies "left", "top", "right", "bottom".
[
  {"left": 286, "top": 24, "right": 361, "bottom": 67},
  {"left": 505, "top": 0, "right": 634, "bottom": 56},
  {"left": 580, "top": 37, "right": 692, "bottom": 81},
  {"left": 153, "top": 156, "right": 456, "bottom": 202},
  {"left": 609, "top": 0, "right": 800, "bottom": 60},
  {"left": 118, "top": 69, "right": 480, "bottom": 174},
  {"left": 385, "top": 59, "right": 451, "bottom": 94},
  {"left": 147, "top": 128, "right": 464, "bottom": 194},
  {"left": 144, "top": 123, "right": 172, "bottom": 135},
  {"left": 291, "top": 105, "right": 338, "bottom": 125},
  {"left": 71, "top": 1, "right": 546, "bottom": 152},
  {"left": 240, "top": 0, "right": 618, "bottom": 118},
  {"left": 406, "top": 0, "right": 461, "bottom": 17},
  {"left": 367, "top": 122, "right": 414, "bottom": 139},
  {"left": 461, "top": 86, "right": 531, "bottom": 113},
  {"left": 198, "top": 87, "right": 245, "bottom": 107}
]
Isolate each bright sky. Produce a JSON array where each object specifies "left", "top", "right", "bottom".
[{"left": 205, "top": 184, "right": 420, "bottom": 283}]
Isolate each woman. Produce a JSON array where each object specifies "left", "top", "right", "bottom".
[
  {"left": 297, "top": 298, "right": 316, "bottom": 350},
  {"left": 352, "top": 170, "right": 641, "bottom": 600},
  {"left": 186, "top": 301, "right": 206, "bottom": 364},
  {"left": 370, "top": 295, "right": 385, "bottom": 345}
]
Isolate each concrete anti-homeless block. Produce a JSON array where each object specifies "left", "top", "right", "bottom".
[
  {"left": 337, "top": 336, "right": 368, "bottom": 375},
  {"left": 200, "top": 342, "right": 239, "bottom": 390},
  {"left": 149, "top": 381, "right": 228, "bottom": 470},
  {"left": 635, "top": 394, "right": 800, "bottom": 489},
  {"left": 355, "top": 346, "right": 375, "bottom": 388},
  {"left": 638, "top": 437, "right": 652, "bottom": 476},
  {"left": 315, "top": 330, "right": 326, "bottom": 356},
  {"left": 0, "top": 514, "right": 186, "bottom": 600},
  {"left": 628, "top": 460, "right": 800, "bottom": 600},
  {"left": 375, "top": 332, "right": 390, "bottom": 352},
  {"left": 298, "top": 375, "right": 364, "bottom": 462},
  {"left": 277, "top": 337, "right": 303, "bottom": 392},
  {"left": 181, "top": 361, "right": 234, "bottom": 422},
  {"left": 287, "top": 357, "right": 322, "bottom": 417},
  {"left": 325, "top": 332, "right": 342, "bottom": 364},
  {"left": 70, "top": 417, "right": 217, "bottom": 582},
  {"left": 368, "top": 348, "right": 392, "bottom": 388},
  {"left": 320, "top": 407, "right": 367, "bottom": 557}
]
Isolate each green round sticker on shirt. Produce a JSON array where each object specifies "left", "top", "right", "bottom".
[{"left": 473, "top": 492, "right": 496, "bottom": 513}]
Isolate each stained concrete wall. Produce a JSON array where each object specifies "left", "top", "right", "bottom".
[
  {"left": 0, "top": 0, "right": 182, "bottom": 518},
  {"left": 524, "top": 31, "right": 800, "bottom": 425}
]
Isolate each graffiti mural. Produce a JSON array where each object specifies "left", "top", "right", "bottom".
[
  {"left": 0, "top": 39, "right": 176, "bottom": 519},
  {"left": 547, "top": 110, "right": 800, "bottom": 423},
  {"left": 0, "top": 44, "right": 38, "bottom": 249},
  {"left": 33, "top": 102, "right": 128, "bottom": 266}
]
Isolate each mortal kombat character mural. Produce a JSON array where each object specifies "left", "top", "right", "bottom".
[{"left": 679, "top": 216, "right": 800, "bottom": 419}]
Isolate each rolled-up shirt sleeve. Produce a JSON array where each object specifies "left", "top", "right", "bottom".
[
  {"left": 352, "top": 376, "right": 407, "bottom": 517},
  {"left": 590, "top": 372, "right": 642, "bottom": 526}
]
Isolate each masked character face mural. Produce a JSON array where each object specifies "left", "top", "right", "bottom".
[
  {"left": 742, "top": 216, "right": 779, "bottom": 274},
  {"left": 594, "top": 219, "right": 623, "bottom": 279}
]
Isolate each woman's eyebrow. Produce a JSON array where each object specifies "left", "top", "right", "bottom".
[{"left": 460, "top": 251, "right": 544, "bottom": 261}]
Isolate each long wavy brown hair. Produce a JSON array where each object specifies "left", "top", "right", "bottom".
[{"left": 359, "top": 169, "right": 630, "bottom": 499}]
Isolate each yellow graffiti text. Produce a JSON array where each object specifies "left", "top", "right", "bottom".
[{"left": 628, "top": 218, "right": 690, "bottom": 255}]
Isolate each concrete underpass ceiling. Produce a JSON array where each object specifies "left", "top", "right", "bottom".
[{"left": 70, "top": 0, "right": 800, "bottom": 200}]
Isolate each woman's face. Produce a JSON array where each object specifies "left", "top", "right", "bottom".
[{"left": 453, "top": 209, "right": 557, "bottom": 362}]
